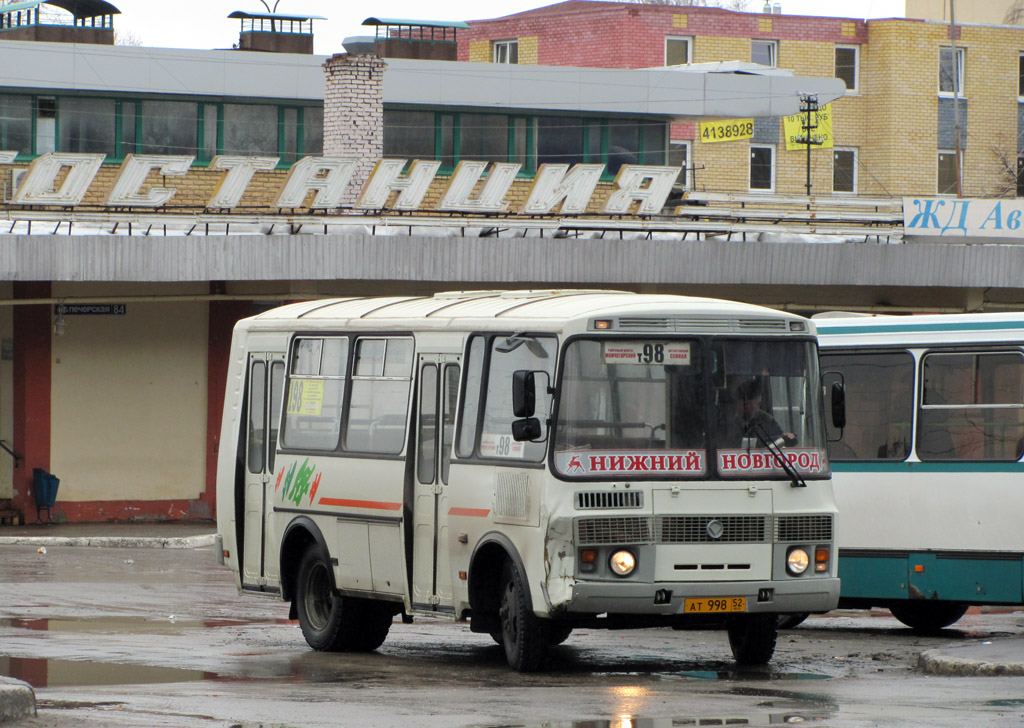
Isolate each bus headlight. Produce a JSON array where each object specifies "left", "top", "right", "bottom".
[
  {"left": 609, "top": 549, "right": 637, "bottom": 577},
  {"left": 786, "top": 548, "right": 810, "bottom": 575}
]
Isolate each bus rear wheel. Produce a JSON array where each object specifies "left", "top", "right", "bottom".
[
  {"left": 295, "top": 545, "right": 392, "bottom": 652},
  {"left": 727, "top": 613, "right": 778, "bottom": 665},
  {"left": 889, "top": 602, "right": 968, "bottom": 633},
  {"left": 498, "top": 560, "right": 549, "bottom": 672}
]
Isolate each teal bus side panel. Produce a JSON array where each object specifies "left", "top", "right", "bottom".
[
  {"left": 838, "top": 553, "right": 909, "bottom": 600},
  {"left": 839, "top": 552, "right": 1024, "bottom": 604},
  {"left": 910, "top": 553, "right": 1024, "bottom": 604}
]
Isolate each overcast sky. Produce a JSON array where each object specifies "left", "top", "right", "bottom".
[{"left": 108, "top": 0, "right": 906, "bottom": 55}]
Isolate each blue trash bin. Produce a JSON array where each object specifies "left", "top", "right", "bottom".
[{"left": 32, "top": 468, "right": 59, "bottom": 522}]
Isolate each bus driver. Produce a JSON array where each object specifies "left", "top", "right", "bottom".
[{"left": 723, "top": 378, "right": 797, "bottom": 448}]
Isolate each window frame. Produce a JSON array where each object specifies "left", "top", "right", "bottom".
[
  {"left": 834, "top": 44, "right": 859, "bottom": 94},
  {"left": 937, "top": 149, "right": 959, "bottom": 195},
  {"left": 669, "top": 139, "right": 691, "bottom": 189},
  {"left": 751, "top": 39, "right": 777, "bottom": 68},
  {"left": 749, "top": 143, "right": 775, "bottom": 193},
  {"left": 493, "top": 39, "right": 519, "bottom": 64},
  {"left": 1019, "top": 53, "right": 1024, "bottom": 99},
  {"left": 665, "top": 35, "right": 693, "bottom": 66},
  {"left": 833, "top": 147, "right": 857, "bottom": 194},
  {"left": 939, "top": 46, "right": 965, "bottom": 96}
]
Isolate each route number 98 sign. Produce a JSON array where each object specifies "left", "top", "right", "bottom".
[{"left": 603, "top": 342, "right": 691, "bottom": 366}]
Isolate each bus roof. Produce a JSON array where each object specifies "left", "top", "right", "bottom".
[
  {"left": 815, "top": 311, "right": 1024, "bottom": 346},
  {"left": 240, "top": 290, "right": 809, "bottom": 333}
]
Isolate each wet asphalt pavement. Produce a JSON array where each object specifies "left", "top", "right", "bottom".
[{"left": 1, "top": 539, "right": 1024, "bottom": 727}]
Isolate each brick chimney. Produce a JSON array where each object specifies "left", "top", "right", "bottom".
[{"left": 323, "top": 52, "right": 386, "bottom": 207}]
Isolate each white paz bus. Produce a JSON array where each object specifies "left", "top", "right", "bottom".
[
  {"left": 816, "top": 312, "right": 1024, "bottom": 632},
  {"left": 216, "top": 290, "right": 842, "bottom": 671}
]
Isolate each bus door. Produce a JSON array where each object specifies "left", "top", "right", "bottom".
[
  {"left": 411, "top": 355, "right": 461, "bottom": 610},
  {"left": 241, "top": 352, "right": 285, "bottom": 589}
]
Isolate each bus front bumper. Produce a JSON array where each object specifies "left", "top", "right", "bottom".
[{"left": 562, "top": 577, "right": 840, "bottom": 616}]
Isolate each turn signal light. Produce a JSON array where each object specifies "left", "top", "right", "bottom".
[
  {"left": 580, "top": 548, "right": 597, "bottom": 573},
  {"left": 815, "top": 547, "right": 829, "bottom": 573}
]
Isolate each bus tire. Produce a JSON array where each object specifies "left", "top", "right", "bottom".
[
  {"left": 727, "top": 613, "right": 778, "bottom": 665},
  {"left": 778, "top": 613, "right": 810, "bottom": 629},
  {"left": 498, "top": 560, "right": 549, "bottom": 672},
  {"left": 295, "top": 545, "right": 391, "bottom": 652},
  {"left": 889, "top": 602, "right": 968, "bottom": 633}
]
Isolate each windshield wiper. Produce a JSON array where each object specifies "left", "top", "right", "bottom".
[{"left": 746, "top": 422, "right": 807, "bottom": 488}]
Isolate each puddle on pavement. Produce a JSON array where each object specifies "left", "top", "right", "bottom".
[
  {"left": 0, "top": 656, "right": 212, "bottom": 688},
  {"left": 678, "top": 670, "right": 831, "bottom": 681},
  {"left": 481, "top": 711, "right": 831, "bottom": 727},
  {"left": 0, "top": 616, "right": 280, "bottom": 634}
]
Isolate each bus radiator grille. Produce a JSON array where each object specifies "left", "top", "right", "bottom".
[
  {"left": 577, "top": 516, "right": 651, "bottom": 545},
  {"left": 657, "top": 515, "right": 770, "bottom": 543},
  {"left": 774, "top": 514, "right": 833, "bottom": 542}
]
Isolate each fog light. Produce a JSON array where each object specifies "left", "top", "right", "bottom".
[
  {"left": 786, "top": 547, "right": 809, "bottom": 575},
  {"left": 609, "top": 549, "right": 636, "bottom": 576}
]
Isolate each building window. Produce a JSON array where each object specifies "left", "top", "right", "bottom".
[
  {"left": 1017, "top": 156, "right": 1024, "bottom": 197},
  {"left": 835, "top": 45, "right": 859, "bottom": 93},
  {"left": 665, "top": 36, "right": 692, "bottom": 66},
  {"left": 937, "top": 150, "right": 959, "bottom": 194},
  {"left": 749, "top": 144, "right": 775, "bottom": 191},
  {"left": 493, "top": 39, "right": 518, "bottom": 64},
  {"left": 939, "top": 46, "right": 964, "bottom": 95},
  {"left": 752, "top": 40, "right": 777, "bottom": 67},
  {"left": 223, "top": 104, "right": 278, "bottom": 156},
  {"left": 1019, "top": 54, "right": 1024, "bottom": 98},
  {"left": 669, "top": 139, "right": 690, "bottom": 188},
  {"left": 141, "top": 100, "right": 198, "bottom": 156},
  {"left": 833, "top": 148, "right": 857, "bottom": 193},
  {"left": 0, "top": 96, "right": 33, "bottom": 156}
]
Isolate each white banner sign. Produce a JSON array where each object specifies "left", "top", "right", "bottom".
[{"left": 904, "top": 197, "right": 1024, "bottom": 239}]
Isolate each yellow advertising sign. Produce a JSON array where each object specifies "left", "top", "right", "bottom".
[
  {"left": 286, "top": 379, "right": 325, "bottom": 416},
  {"left": 699, "top": 119, "right": 754, "bottom": 144},
  {"left": 783, "top": 103, "right": 834, "bottom": 151}
]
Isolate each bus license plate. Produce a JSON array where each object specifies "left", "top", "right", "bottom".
[{"left": 684, "top": 597, "right": 746, "bottom": 613}]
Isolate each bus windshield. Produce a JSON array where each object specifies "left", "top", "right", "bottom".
[{"left": 552, "top": 337, "right": 827, "bottom": 479}]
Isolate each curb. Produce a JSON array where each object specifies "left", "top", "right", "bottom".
[
  {"left": 918, "top": 641, "right": 1024, "bottom": 677},
  {"left": 0, "top": 677, "right": 35, "bottom": 723},
  {"left": 0, "top": 534, "right": 217, "bottom": 549}
]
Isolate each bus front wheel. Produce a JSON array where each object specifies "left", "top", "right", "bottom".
[
  {"left": 889, "top": 602, "right": 968, "bottom": 633},
  {"left": 727, "top": 613, "right": 778, "bottom": 665},
  {"left": 295, "top": 545, "right": 392, "bottom": 652},
  {"left": 498, "top": 560, "right": 549, "bottom": 671}
]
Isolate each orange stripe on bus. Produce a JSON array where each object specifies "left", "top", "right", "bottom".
[
  {"left": 449, "top": 507, "right": 491, "bottom": 517},
  {"left": 318, "top": 498, "right": 402, "bottom": 511}
]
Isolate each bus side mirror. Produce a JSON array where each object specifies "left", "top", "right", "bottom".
[
  {"left": 512, "top": 417, "right": 542, "bottom": 442},
  {"left": 830, "top": 381, "right": 846, "bottom": 430},
  {"left": 512, "top": 370, "right": 536, "bottom": 418}
]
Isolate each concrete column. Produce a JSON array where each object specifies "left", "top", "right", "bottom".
[{"left": 323, "top": 53, "right": 386, "bottom": 208}]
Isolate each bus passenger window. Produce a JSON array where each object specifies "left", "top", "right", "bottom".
[
  {"left": 281, "top": 337, "right": 349, "bottom": 452},
  {"left": 920, "top": 352, "right": 1024, "bottom": 461},
  {"left": 456, "top": 337, "right": 485, "bottom": 458},
  {"left": 344, "top": 337, "right": 414, "bottom": 454},
  {"left": 820, "top": 352, "right": 914, "bottom": 461}
]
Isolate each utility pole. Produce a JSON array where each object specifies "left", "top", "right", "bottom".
[
  {"left": 795, "top": 93, "right": 823, "bottom": 197},
  {"left": 950, "top": 0, "right": 962, "bottom": 197}
]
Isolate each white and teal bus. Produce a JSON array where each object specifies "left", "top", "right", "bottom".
[
  {"left": 816, "top": 312, "right": 1024, "bottom": 632},
  {"left": 216, "top": 290, "right": 841, "bottom": 671}
]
